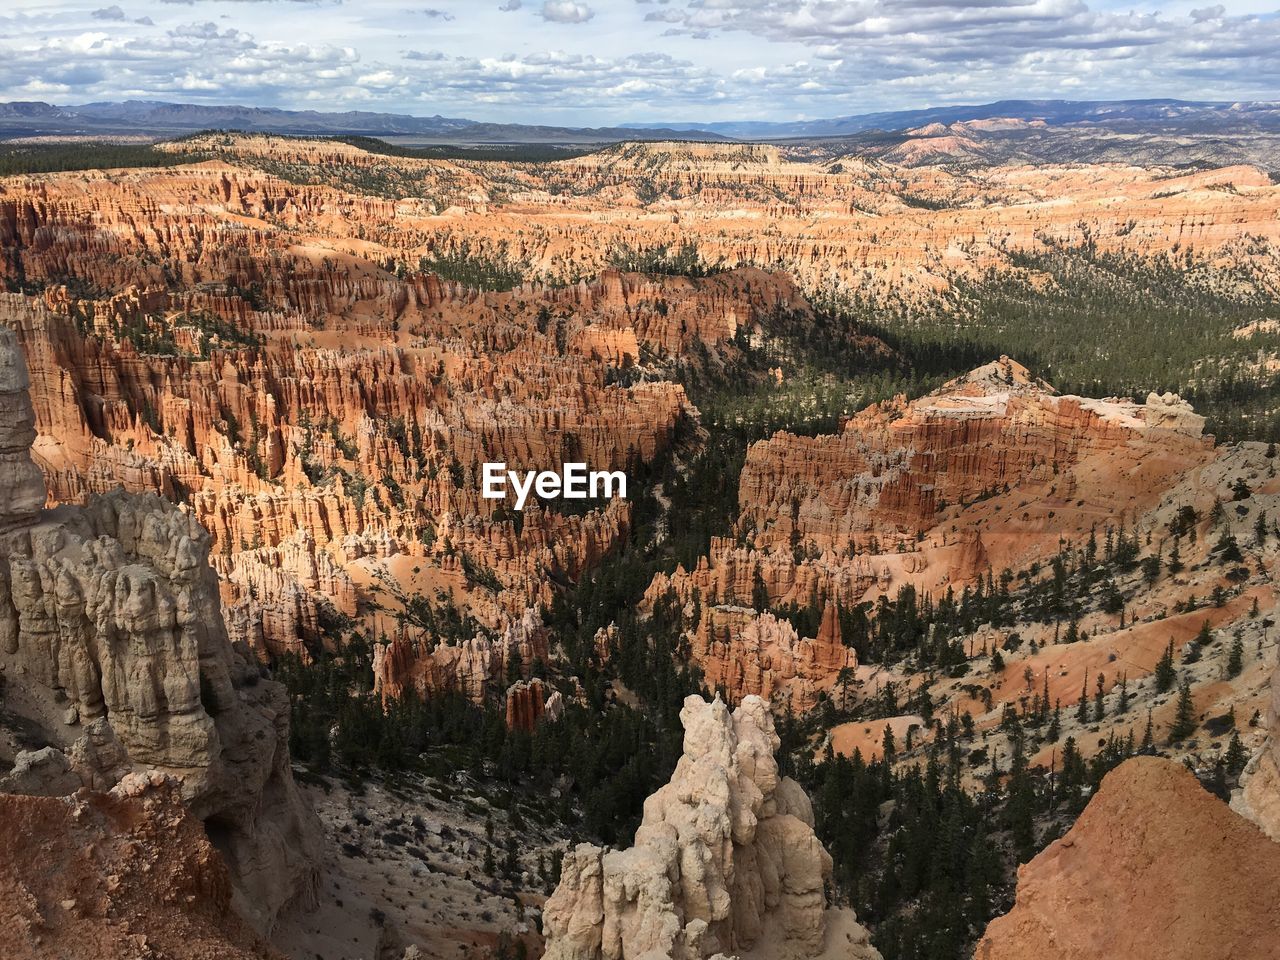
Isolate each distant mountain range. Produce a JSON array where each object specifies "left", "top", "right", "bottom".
[
  {"left": 0, "top": 100, "right": 729, "bottom": 144},
  {"left": 2, "top": 97, "right": 1279, "bottom": 144},
  {"left": 625, "top": 99, "right": 1280, "bottom": 139}
]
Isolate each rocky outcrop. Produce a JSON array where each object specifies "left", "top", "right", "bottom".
[
  {"left": 0, "top": 772, "right": 275, "bottom": 960},
  {"left": 505, "top": 677, "right": 551, "bottom": 732},
  {"left": 0, "top": 326, "right": 317, "bottom": 934},
  {"left": 0, "top": 325, "right": 45, "bottom": 532},
  {"left": 691, "top": 603, "right": 856, "bottom": 710},
  {"left": 373, "top": 606, "right": 549, "bottom": 704},
  {"left": 977, "top": 757, "right": 1280, "bottom": 960},
  {"left": 1235, "top": 650, "right": 1280, "bottom": 839},
  {"left": 542, "top": 694, "right": 879, "bottom": 960},
  {"left": 654, "top": 355, "right": 1214, "bottom": 645},
  {"left": 737, "top": 358, "right": 1210, "bottom": 561}
]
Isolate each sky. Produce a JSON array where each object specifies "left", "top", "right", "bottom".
[{"left": 2, "top": 0, "right": 1279, "bottom": 125}]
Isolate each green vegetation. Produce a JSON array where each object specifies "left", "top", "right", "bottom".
[
  {"left": 608, "top": 241, "right": 727, "bottom": 278},
  {"left": 334, "top": 135, "right": 596, "bottom": 164},
  {"left": 418, "top": 240, "right": 529, "bottom": 291},
  {"left": 0, "top": 142, "right": 210, "bottom": 176},
  {"left": 823, "top": 242, "right": 1280, "bottom": 442}
]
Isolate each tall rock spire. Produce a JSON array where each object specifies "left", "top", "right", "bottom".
[
  {"left": 0, "top": 326, "right": 46, "bottom": 531},
  {"left": 542, "top": 694, "right": 881, "bottom": 960}
]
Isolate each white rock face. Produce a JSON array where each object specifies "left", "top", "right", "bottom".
[
  {"left": 0, "top": 326, "right": 318, "bottom": 933},
  {"left": 0, "top": 326, "right": 47, "bottom": 531},
  {"left": 543, "top": 694, "right": 880, "bottom": 960}
]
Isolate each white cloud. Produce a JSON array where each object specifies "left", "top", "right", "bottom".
[
  {"left": 0, "top": 0, "right": 1277, "bottom": 124},
  {"left": 540, "top": 1, "right": 593, "bottom": 24}
]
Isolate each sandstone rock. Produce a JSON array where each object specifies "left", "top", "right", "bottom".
[
  {"left": 542, "top": 694, "right": 879, "bottom": 960},
  {"left": 0, "top": 330, "right": 318, "bottom": 933},
  {"left": 0, "top": 326, "right": 46, "bottom": 532},
  {"left": 375, "top": 606, "right": 550, "bottom": 704},
  {"left": 0, "top": 746, "right": 81, "bottom": 796},
  {"left": 1235, "top": 648, "right": 1280, "bottom": 839},
  {"left": 0, "top": 773, "right": 276, "bottom": 959},
  {"left": 691, "top": 605, "right": 855, "bottom": 710},
  {"left": 977, "top": 757, "right": 1280, "bottom": 960},
  {"left": 505, "top": 677, "right": 549, "bottom": 732}
]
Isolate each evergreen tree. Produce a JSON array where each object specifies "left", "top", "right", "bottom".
[
  {"left": 1169, "top": 681, "right": 1197, "bottom": 742},
  {"left": 1140, "top": 711, "right": 1155, "bottom": 754},
  {"left": 1076, "top": 673, "right": 1090, "bottom": 723},
  {"left": 1227, "top": 631, "right": 1245, "bottom": 678},
  {"left": 1155, "top": 639, "right": 1177, "bottom": 693},
  {"left": 1225, "top": 731, "right": 1248, "bottom": 777},
  {"left": 1141, "top": 550, "right": 1162, "bottom": 584}
]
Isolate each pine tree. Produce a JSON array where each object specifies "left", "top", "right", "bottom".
[
  {"left": 1142, "top": 550, "right": 1162, "bottom": 583},
  {"left": 882, "top": 724, "right": 896, "bottom": 761},
  {"left": 1169, "top": 681, "right": 1197, "bottom": 742},
  {"left": 1076, "top": 673, "right": 1090, "bottom": 723},
  {"left": 1117, "top": 672, "right": 1130, "bottom": 714},
  {"left": 1140, "top": 710, "right": 1155, "bottom": 754},
  {"left": 1047, "top": 700, "right": 1061, "bottom": 742},
  {"left": 1064, "top": 618, "right": 1081, "bottom": 645},
  {"left": 1227, "top": 631, "right": 1245, "bottom": 678},
  {"left": 1155, "top": 639, "right": 1177, "bottom": 693},
  {"left": 1093, "top": 672, "right": 1106, "bottom": 723},
  {"left": 1225, "top": 731, "right": 1248, "bottom": 776}
]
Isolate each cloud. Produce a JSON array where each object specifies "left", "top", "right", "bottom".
[
  {"left": 1191, "top": 5, "right": 1225, "bottom": 21},
  {"left": 0, "top": 0, "right": 1278, "bottom": 124},
  {"left": 540, "top": 0, "right": 593, "bottom": 23}
]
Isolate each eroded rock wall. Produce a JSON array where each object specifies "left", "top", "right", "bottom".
[{"left": 0, "top": 325, "right": 317, "bottom": 934}]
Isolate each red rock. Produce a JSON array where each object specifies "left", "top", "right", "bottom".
[{"left": 977, "top": 757, "right": 1280, "bottom": 960}]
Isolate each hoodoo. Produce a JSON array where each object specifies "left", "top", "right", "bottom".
[
  {"left": 542, "top": 693, "right": 881, "bottom": 960},
  {"left": 0, "top": 325, "right": 317, "bottom": 933}
]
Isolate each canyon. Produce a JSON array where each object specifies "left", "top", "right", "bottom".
[{"left": 2, "top": 128, "right": 1280, "bottom": 960}]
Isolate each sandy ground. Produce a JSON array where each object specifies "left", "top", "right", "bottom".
[{"left": 274, "top": 767, "right": 565, "bottom": 960}]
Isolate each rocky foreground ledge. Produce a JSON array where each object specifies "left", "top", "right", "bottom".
[
  {"left": 0, "top": 324, "right": 318, "bottom": 936},
  {"left": 977, "top": 756, "right": 1280, "bottom": 960}
]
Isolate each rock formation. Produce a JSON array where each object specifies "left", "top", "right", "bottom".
[
  {"left": 373, "top": 606, "right": 550, "bottom": 704},
  {"left": 1235, "top": 644, "right": 1280, "bottom": 839},
  {"left": 0, "top": 324, "right": 45, "bottom": 531},
  {"left": 0, "top": 325, "right": 317, "bottom": 933},
  {"left": 736, "top": 357, "right": 1210, "bottom": 564},
  {"left": 505, "top": 677, "right": 553, "bottom": 732},
  {"left": 690, "top": 603, "right": 855, "bottom": 709},
  {"left": 0, "top": 772, "right": 276, "bottom": 960},
  {"left": 977, "top": 757, "right": 1280, "bottom": 960},
  {"left": 647, "top": 358, "right": 1216, "bottom": 707},
  {"left": 542, "top": 694, "right": 880, "bottom": 960}
]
